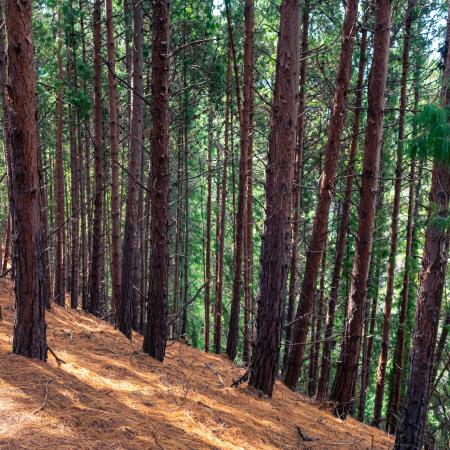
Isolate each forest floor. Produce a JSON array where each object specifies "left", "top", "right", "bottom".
[{"left": 0, "top": 278, "right": 394, "bottom": 450}]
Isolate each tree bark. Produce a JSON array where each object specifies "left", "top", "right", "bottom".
[
  {"left": 316, "top": 20, "right": 368, "bottom": 400},
  {"left": 143, "top": 0, "right": 170, "bottom": 361},
  {"left": 283, "top": 0, "right": 310, "bottom": 372},
  {"left": 225, "top": 0, "right": 248, "bottom": 361},
  {"left": 88, "top": 0, "right": 105, "bottom": 316},
  {"left": 372, "top": 3, "right": 413, "bottom": 426},
  {"left": 214, "top": 47, "right": 231, "bottom": 354},
  {"left": 248, "top": 0, "right": 301, "bottom": 397},
  {"left": 242, "top": 0, "right": 255, "bottom": 365},
  {"left": 119, "top": 0, "right": 144, "bottom": 339},
  {"left": 283, "top": 0, "right": 360, "bottom": 390},
  {"left": 330, "top": 0, "right": 392, "bottom": 418},
  {"left": 394, "top": 5, "right": 450, "bottom": 445},
  {"left": 54, "top": 23, "right": 65, "bottom": 307},
  {"left": 5, "top": 0, "right": 48, "bottom": 360},
  {"left": 106, "top": 0, "right": 121, "bottom": 318}
]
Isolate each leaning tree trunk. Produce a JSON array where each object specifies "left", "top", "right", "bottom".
[
  {"left": 283, "top": 0, "right": 359, "bottom": 390},
  {"left": 88, "top": 0, "right": 105, "bottom": 316},
  {"left": 248, "top": 0, "right": 301, "bottom": 397},
  {"left": 372, "top": 3, "right": 413, "bottom": 426},
  {"left": 317, "top": 20, "right": 368, "bottom": 400},
  {"left": 119, "top": 0, "right": 144, "bottom": 339},
  {"left": 143, "top": 0, "right": 170, "bottom": 361},
  {"left": 394, "top": 5, "right": 450, "bottom": 446},
  {"left": 5, "top": 0, "right": 48, "bottom": 360},
  {"left": 106, "top": 0, "right": 121, "bottom": 317},
  {"left": 330, "top": 0, "right": 392, "bottom": 418}
]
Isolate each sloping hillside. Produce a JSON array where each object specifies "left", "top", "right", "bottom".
[{"left": 0, "top": 279, "right": 393, "bottom": 449}]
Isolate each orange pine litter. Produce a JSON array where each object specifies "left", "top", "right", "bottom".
[{"left": 0, "top": 279, "right": 393, "bottom": 449}]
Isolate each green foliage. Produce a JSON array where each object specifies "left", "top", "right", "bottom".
[{"left": 409, "top": 104, "right": 450, "bottom": 164}]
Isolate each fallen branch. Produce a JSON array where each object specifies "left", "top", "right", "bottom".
[
  {"left": 33, "top": 379, "right": 52, "bottom": 415},
  {"left": 296, "top": 426, "right": 317, "bottom": 442},
  {"left": 205, "top": 363, "right": 225, "bottom": 387},
  {"left": 231, "top": 371, "right": 249, "bottom": 388},
  {"left": 48, "top": 346, "right": 66, "bottom": 366}
]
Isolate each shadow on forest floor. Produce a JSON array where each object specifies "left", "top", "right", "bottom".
[{"left": 0, "top": 278, "right": 393, "bottom": 449}]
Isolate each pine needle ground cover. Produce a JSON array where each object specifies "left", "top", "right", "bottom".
[{"left": 0, "top": 279, "right": 392, "bottom": 449}]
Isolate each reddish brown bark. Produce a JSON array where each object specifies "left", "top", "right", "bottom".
[
  {"left": 225, "top": 0, "right": 248, "bottom": 361},
  {"left": 214, "top": 48, "right": 231, "bottom": 354},
  {"left": 2, "top": 214, "right": 10, "bottom": 276},
  {"left": 54, "top": 25, "right": 65, "bottom": 307},
  {"left": 331, "top": 0, "right": 392, "bottom": 417},
  {"left": 283, "top": 0, "right": 359, "bottom": 390},
  {"left": 283, "top": 0, "right": 310, "bottom": 371},
  {"left": 242, "top": 0, "right": 255, "bottom": 365},
  {"left": 372, "top": 5, "right": 413, "bottom": 426},
  {"left": 204, "top": 109, "right": 212, "bottom": 352},
  {"left": 394, "top": 6, "right": 450, "bottom": 445},
  {"left": 106, "top": 0, "right": 121, "bottom": 317},
  {"left": 88, "top": 0, "right": 105, "bottom": 316},
  {"left": 316, "top": 21, "right": 368, "bottom": 400},
  {"left": 5, "top": 0, "right": 48, "bottom": 360},
  {"left": 248, "top": 0, "right": 301, "bottom": 397},
  {"left": 143, "top": 0, "right": 170, "bottom": 361},
  {"left": 119, "top": 0, "right": 144, "bottom": 339}
]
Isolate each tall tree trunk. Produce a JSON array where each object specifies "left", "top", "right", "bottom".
[
  {"left": 54, "top": 24, "right": 65, "bottom": 307},
  {"left": 143, "top": 0, "right": 170, "bottom": 361},
  {"left": 283, "top": 0, "right": 359, "bottom": 390},
  {"left": 283, "top": 0, "right": 310, "bottom": 371},
  {"left": 386, "top": 68, "right": 422, "bottom": 435},
  {"left": 242, "top": 0, "right": 255, "bottom": 365},
  {"left": 248, "top": 0, "right": 301, "bottom": 397},
  {"left": 88, "top": 0, "right": 105, "bottom": 316},
  {"left": 106, "top": 0, "right": 121, "bottom": 317},
  {"left": 372, "top": 4, "right": 413, "bottom": 426},
  {"left": 331, "top": 0, "right": 392, "bottom": 418},
  {"left": 5, "top": 0, "right": 48, "bottom": 360},
  {"left": 225, "top": 0, "right": 248, "bottom": 361},
  {"left": 204, "top": 108, "right": 212, "bottom": 352},
  {"left": 214, "top": 47, "right": 231, "bottom": 354},
  {"left": 119, "top": 0, "right": 144, "bottom": 339},
  {"left": 394, "top": 5, "right": 450, "bottom": 446},
  {"left": 317, "top": 21, "right": 368, "bottom": 400}
]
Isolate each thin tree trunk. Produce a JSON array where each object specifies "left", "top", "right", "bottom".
[
  {"left": 5, "top": 0, "right": 48, "bottom": 360},
  {"left": 242, "top": 0, "right": 255, "bottom": 365},
  {"left": 204, "top": 108, "right": 212, "bottom": 352},
  {"left": 143, "top": 0, "right": 170, "bottom": 361},
  {"left": 106, "top": 0, "right": 121, "bottom": 318},
  {"left": 394, "top": 5, "right": 450, "bottom": 445},
  {"left": 225, "top": 0, "right": 249, "bottom": 361},
  {"left": 214, "top": 47, "right": 231, "bottom": 354},
  {"left": 88, "top": 0, "right": 105, "bottom": 316},
  {"left": 386, "top": 68, "right": 422, "bottom": 435},
  {"left": 119, "top": 0, "right": 144, "bottom": 339},
  {"left": 284, "top": 0, "right": 360, "bottom": 390},
  {"left": 248, "top": 0, "right": 301, "bottom": 397},
  {"left": 316, "top": 21, "right": 368, "bottom": 400},
  {"left": 331, "top": 0, "right": 392, "bottom": 418},
  {"left": 2, "top": 214, "right": 10, "bottom": 276},
  {"left": 54, "top": 23, "right": 65, "bottom": 307},
  {"left": 283, "top": 0, "right": 310, "bottom": 371},
  {"left": 308, "top": 246, "right": 326, "bottom": 397},
  {"left": 372, "top": 4, "right": 413, "bottom": 426}
]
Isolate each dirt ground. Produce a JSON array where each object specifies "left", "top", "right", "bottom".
[{"left": 0, "top": 278, "right": 394, "bottom": 449}]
